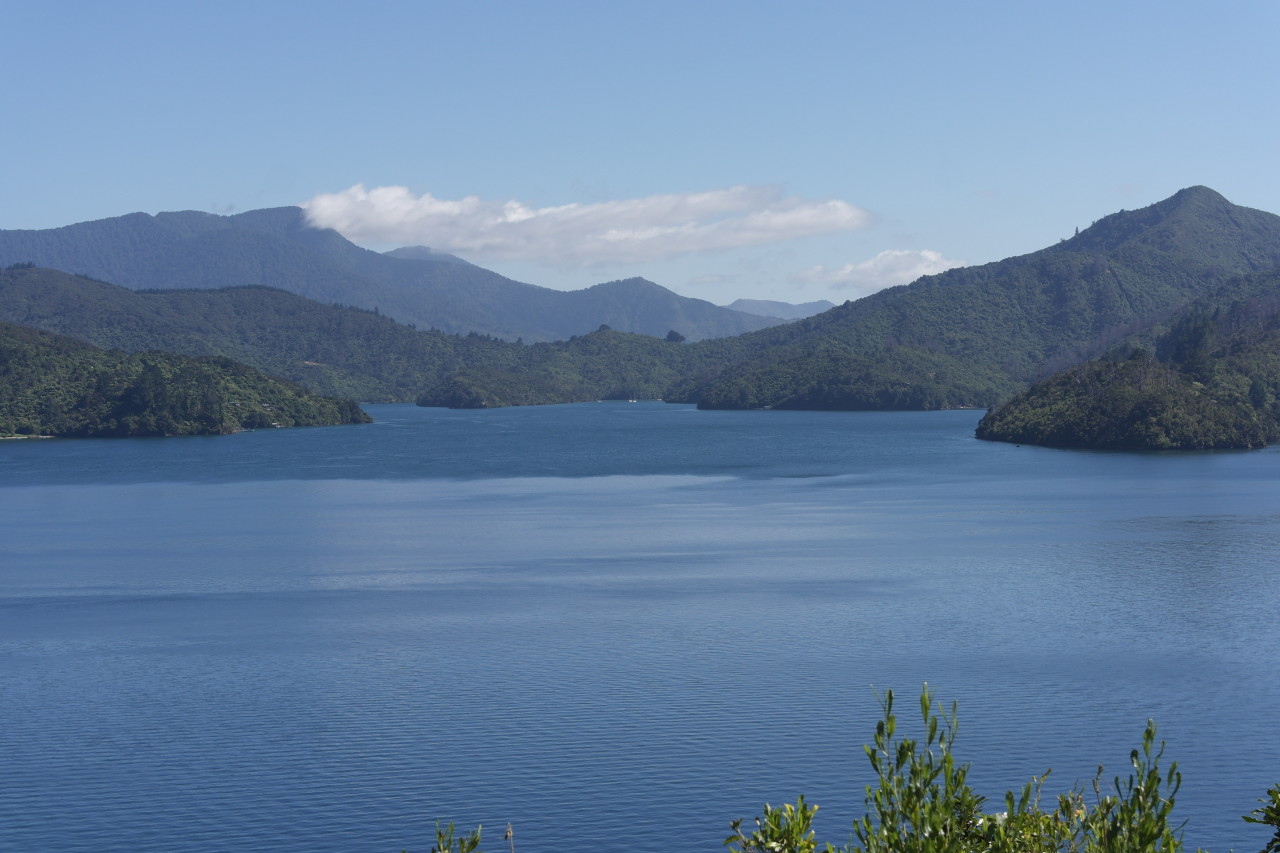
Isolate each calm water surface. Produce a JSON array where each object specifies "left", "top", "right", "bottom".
[{"left": 2, "top": 403, "right": 1278, "bottom": 852}]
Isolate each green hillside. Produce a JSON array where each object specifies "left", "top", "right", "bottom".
[
  {"left": 0, "top": 266, "right": 725, "bottom": 406},
  {"left": 976, "top": 268, "right": 1280, "bottom": 449},
  {"left": 0, "top": 321, "right": 370, "bottom": 438},
  {"left": 679, "top": 187, "right": 1280, "bottom": 410}
]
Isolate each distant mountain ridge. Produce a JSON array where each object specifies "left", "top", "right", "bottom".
[
  {"left": 0, "top": 207, "right": 782, "bottom": 343},
  {"left": 725, "top": 298, "right": 835, "bottom": 320},
  {"left": 382, "top": 245, "right": 475, "bottom": 265}
]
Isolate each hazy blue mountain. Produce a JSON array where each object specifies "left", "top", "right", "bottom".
[
  {"left": 0, "top": 207, "right": 782, "bottom": 342},
  {"left": 725, "top": 298, "right": 835, "bottom": 320},
  {"left": 382, "top": 246, "right": 475, "bottom": 265}
]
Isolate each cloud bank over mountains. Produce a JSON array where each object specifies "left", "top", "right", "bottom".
[
  {"left": 302, "top": 184, "right": 872, "bottom": 266},
  {"left": 302, "top": 184, "right": 965, "bottom": 300},
  {"left": 791, "top": 249, "right": 966, "bottom": 298}
]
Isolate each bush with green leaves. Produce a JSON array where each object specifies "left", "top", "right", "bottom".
[
  {"left": 728, "top": 685, "right": 1274, "bottom": 853},
  {"left": 402, "top": 820, "right": 482, "bottom": 853},
  {"left": 425, "top": 686, "right": 1277, "bottom": 853},
  {"left": 851, "top": 686, "right": 988, "bottom": 853},
  {"left": 1244, "top": 785, "right": 1280, "bottom": 853},
  {"left": 725, "top": 795, "right": 824, "bottom": 853}
]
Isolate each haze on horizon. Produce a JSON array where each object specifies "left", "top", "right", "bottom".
[{"left": 3, "top": 1, "right": 1278, "bottom": 306}]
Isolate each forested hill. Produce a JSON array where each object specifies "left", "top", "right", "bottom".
[
  {"left": 0, "top": 321, "right": 370, "bottom": 438},
  {"left": 0, "top": 266, "right": 732, "bottom": 407},
  {"left": 0, "top": 265, "right": 523, "bottom": 402},
  {"left": 0, "top": 206, "right": 780, "bottom": 342},
  {"left": 672, "top": 186, "right": 1280, "bottom": 410},
  {"left": 975, "top": 267, "right": 1280, "bottom": 450}
]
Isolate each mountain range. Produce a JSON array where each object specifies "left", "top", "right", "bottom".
[
  {"left": 0, "top": 207, "right": 786, "bottom": 342},
  {"left": 6, "top": 186, "right": 1280, "bottom": 442}
]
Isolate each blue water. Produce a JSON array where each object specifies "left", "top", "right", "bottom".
[{"left": 2, "top": 402, "right": 1277, "bottom": 852}]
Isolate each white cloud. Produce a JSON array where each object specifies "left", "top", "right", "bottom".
[
  {"left": 791, "top": 249, "right": 965, "bottom": 298},
  {"left": 301, "top": 184, "right": 871, "bottom": 265}
]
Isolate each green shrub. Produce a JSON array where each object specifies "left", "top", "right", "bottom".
[
  {"left": 424, "top": 687, "right": 1279, "bottom": 853},
  {"left": 725, "top": 795, "right": 824, "bottom": 853},
  {"left": 1244, "top": 784, "right": 1280, "bottom": 853}
]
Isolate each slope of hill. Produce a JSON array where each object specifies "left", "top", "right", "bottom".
[
  {"left": 975, "top": 268, "right": 1280, "bottom": 449},
  {"left": 0, "top": 207, "right": 781, "bottom": 342},
  {"left": 673, "top": 187, "right": 1280, "bottom": 410},
  {"left": 0, "top": 266, "right": 526, "bottom": 402},
  {"left": 0, "top": 266, "right": 725, "bottom": 407},
  {"left": 0, "top": 320, "right": 370, "bottom": 438}
]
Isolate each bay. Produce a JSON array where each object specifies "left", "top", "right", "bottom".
[{"left": 1, "top": 402, "right": 1277, "bottom": 852}]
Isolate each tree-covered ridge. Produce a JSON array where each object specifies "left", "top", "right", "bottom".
[
  {"left": 0, "top": 266, "right": 738, "bottom": 407},
  {"left": 0, "top": 321, "right": 369, "bottom": 438},
  {"left": 973, "top": 354, "right": 1270, "bottom": 450},
  {"left": 683, "top": 187, "right": 1280, "bottom": 410},
  {"left": 680, "top": 347, "right": 1018, "bottom": 411},
  {"left": 0, "top": 265, "right": 528, "bottom": 401},
  {"left": 976, "top": 268, "right": 1280, "bottom": 450},
  {"left": 416, "top": 326, "right": 731, "bottom": 408}
]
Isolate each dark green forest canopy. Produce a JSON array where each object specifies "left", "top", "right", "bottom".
[
  {"left": 976, "top": 268, "right": 1280, "bottom": 450},
  {"left": 0, "top": 321, "right": 369, "bottom": 438},
  {"left": 973, "top": 355, "right": 1271, "bottom": 450},
  {"left": 0, "top": 266, "right": 727, "bottom": 406}
]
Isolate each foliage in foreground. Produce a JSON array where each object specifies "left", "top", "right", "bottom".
[
  {"left": 726, "top": 686, "right": 1276, "bottom": 853},
  {"left": 1244, "top": 785, "right": 1280, "bottom": 853},
  {"left": 419, "top": 687, "right": 1280, "bottom": 853}
]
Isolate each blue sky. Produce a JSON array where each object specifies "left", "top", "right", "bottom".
[{"left": 5, "top": 1, "right": 1279, "bottom": 305}]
